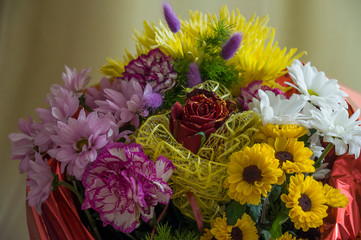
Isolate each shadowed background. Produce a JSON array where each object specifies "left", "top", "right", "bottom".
[{"left": 1, "top": 0, "right": 360, "bottom": 239}]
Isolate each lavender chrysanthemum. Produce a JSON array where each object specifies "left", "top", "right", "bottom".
[
  {"left": 187, "top": 62, "right": 202, "bottom": 87},
  {"left": 82, "top": 143, "right": 174, "bottom": 233},
  {"left": 62, "top": 66, "right": 91, "bottom": 93},
  {"left": 48, "top": 109, "right": 117, "bottom": 180},
  {"left": 26, "top": 153, "right": 53, "bottom": 214},
  {"left": 162, "top": 2, "right": 181, "bottom": 33},
  {"left": 85, "top": 77, "right": 122, "bottom": 109},
  {"left": 121, "top": 48, "right": 177, "bottom": 95},
  {"left": 221, "top": 32, "right": 243, "bottom": 60}
]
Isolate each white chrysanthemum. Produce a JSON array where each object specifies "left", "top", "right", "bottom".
[
  {"left": 287, "top": 59, "right": 348, "bottom": 109},
  {"left": 308, "top": 106, "right": 361, "bottom": 158},
  {"left": 249, "top": 90, "right": 306, "bottom": 125}
]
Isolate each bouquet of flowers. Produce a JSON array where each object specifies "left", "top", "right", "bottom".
[{"left": 9, "top": 3, "right": 361, "bottom": 240}]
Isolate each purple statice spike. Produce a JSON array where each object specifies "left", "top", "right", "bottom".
[
  {"left": 162, "top": 1, "right": 181, "bottom": 33},
  {"left": 187, "top": 62, "right": 202, "bottom": 87},
  {"left": 221, "top": 32, "right": 243, "bottom": 60}
]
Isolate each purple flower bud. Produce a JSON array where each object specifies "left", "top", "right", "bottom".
[
  {"left": 221, "top": 33, "right": 243, "bottom": 60},
  {"left": 144, "top": 92, "right": 163, "bottom": 110},
  {"left": 187, "top": 62, "right": 202, "bottom": 87},
  {"left": 162, "top": 2, "right": 181, "bottom": 33}
]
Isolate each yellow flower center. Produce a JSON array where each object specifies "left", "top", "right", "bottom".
[
  {"left": 231, "top": 227, "right": 243, "bottom": 240},
  {"left": 242, "top": 165, "right": 263, "bottom": 184},
  {"left": 275, "top": 151, "right": 293, "bottom": 165},
  {"left": 76, "top": 137, "right": 89, "bottom": 153},
  {"left": 298, "top": 194, "right": 312, "bottom": 211},
  {"left": 307, "top": 89, "right": 318, "bottom": 96}
]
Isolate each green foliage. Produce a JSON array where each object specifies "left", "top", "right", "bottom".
[
  {"left": 298, "top": 128, "right": 317, "bottom": 147},
  {"left": 247, "top": 202, "right": 262, "bottom": 223},
  {"left": 197, "top": 18, "right": 242, "bottom": 89},
  {"left": 226, "top": 200, "right": 246, "bottom": 225},
  {"left": 143, "top": 223, "right": 199, "bottom": 240},
  {"left": 78, "top": 94, "right": 92, "bottom": 112}
]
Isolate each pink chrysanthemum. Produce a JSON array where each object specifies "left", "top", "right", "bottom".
[
  {"left": 95, "top": 79, "right": 153, "bottom": 128},
  {"left": 82, "top": 143, "right": 174, "bottom": 233},
  {"left": 62, "top": 66, "right": 91, "bottom": 93},
  {"left": 8, "top": 117, "right": 44, "bottom": 173},
  {"left": 121, "top": 48, "right": 177, "bottom": 95},
  {"left": 85, "top": 77, "right": 122, "bottom": 109},
  {"left": 239, "top": 80, "right": 286, "bottom": 110},
  {"left": 48, "top": 109, "right": 117, "bottom": 180},
  {"left": 26, "top": 153, "right": 53, "bottom": 214}
]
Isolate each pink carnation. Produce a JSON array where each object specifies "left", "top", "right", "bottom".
[
  {"left": 239, "top": 80, "right": 286, "bottom": 110},
  {"left": 82, "top": 143, "right": 174, "bottom": 233},
  {"left": 26, "top": 153, "right": 53, "bottom": 214},
  {"left": 48, "top": 109, "right": 117, "bottom": 180}
]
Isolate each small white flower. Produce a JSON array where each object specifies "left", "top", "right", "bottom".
[
  {"left": 287, "top": 59, "right": 348, "bottom": 109},
  {"left": 308, "top": 106, "right": 361, "bottom": 158},
  {"left": 249, "top": 90, "right": 306, "bottom": 125}
]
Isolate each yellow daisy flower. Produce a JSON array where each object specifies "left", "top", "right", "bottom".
[
  {"left": 200, "top": 229, "right": 216, "bottom": 240},
  {"left": 231, "top": 213, "right": 258, "bottom": 240},
  {"left": 323, "top": 184, "right": 349, "bottom": 208},
  {"left": 201, "top": 213, "right": 258, "bottom": 240},
  {"left": 254, "top": 123, "right": 308, "bottom": 143},
  {"left": 276, "top": 232, "right": 297, "bottom": 240},
  {"left": 268, "top": 137, "right": 315, "bottom": 174},
  {"left": 225, "top": 143, "right": 283, "bottom": 205},
  {"left": 211, "top": 215, "right": 231, "bottom": 240},
  {"left": 281, "top": 174, "right": 328, "bottom": 231}
]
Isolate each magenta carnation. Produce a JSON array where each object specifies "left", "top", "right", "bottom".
[
  {"left": 48, "top": 109, "right": 117, "bottom": 180},
  {"left": 26, "top": 153, "right": 53, "bottom": 214},
  {"left": 239, "top": 80, "right": 287, "bottom": 110},
  {"left": 121, "top": 48, "right": 177, "bottom": 95},
  {"left": 81, "top": 143, "right": 174, "bottom": 233}
]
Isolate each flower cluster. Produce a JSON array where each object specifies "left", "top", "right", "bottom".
[{"left": 9, "top": 3, "right": 360, "bottom": 240}]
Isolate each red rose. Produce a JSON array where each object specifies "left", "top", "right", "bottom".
[{"left": 169, "top": 89, "right": 235, "bottom": 154}]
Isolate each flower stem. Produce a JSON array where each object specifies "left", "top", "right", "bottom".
[
  {"left": 58, "top": 181, "right": 103, "bottom": 240},
  {"left": 314, "top": 142, "right": 334, "bottom": 169}
]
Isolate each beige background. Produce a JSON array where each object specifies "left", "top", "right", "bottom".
[{"left": 1, "top": 0, "right": 360, "bottom": 239}]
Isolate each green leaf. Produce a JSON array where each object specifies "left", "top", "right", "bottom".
[
  {"left": 195, "top": 132, "right": 207, "bottom": 147},
  {"left": 260, "top": 229, "right": 272, "bottom": 240},
  {"left": 269, "top": 203, "right": 289, "bottom": 239},
  {"left": 248, "top": 203, "right": 262, "bottom": 223},
  {"left": 226, "top": 200, "right": 246, "bottom": 225}
]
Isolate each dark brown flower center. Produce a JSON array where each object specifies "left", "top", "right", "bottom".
[
  {"left": 275, "top": 151, "right": 293, "bottom": 165},
  {"left": 242, "top": 165, "right": 262, "bottom": 184},
  {"left": 211, "top": 237, "right": 216, "bottom": 240},
  {"left": 298, "top": 194, "right": 312, "bottom": 212},
  {"left": 231, "top": 227, "right": 243, "bottom": 240}
]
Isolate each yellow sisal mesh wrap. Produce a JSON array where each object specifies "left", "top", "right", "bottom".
[{"left": 134, "top": 81, "right": 261, "bottom": 221}]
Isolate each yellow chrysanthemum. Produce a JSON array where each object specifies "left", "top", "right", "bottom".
[
  {"left": 281, "top": 174, "right": 328, "bottom": 231},
  {"left": 254, "top": 123, "right": 308, "bottom": 143},
  {"left": 268, "top": 137, "right": 315, "bottom": 175},
  {"left": 323, "top": 184, "right": 349, "bottom": 208},
  {"left": 225, "top": 143, "right": 283, "bottom": 205},
  {"left": 276, "top": 232, "right": 297, "bottom": 240}
]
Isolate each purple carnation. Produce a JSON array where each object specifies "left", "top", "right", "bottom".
[
  {"left": 162, "top": 2, "right": 181, "bottom": 33},
  {"left": 221, "top": 32, "right": 243, "bottom": 60},
  {"left": 82, "top": 143, "right": 174, "bottom": 233},
  {"left": 187, "top": 62, "right": 202, "bottom": 87},
  {"left": 239, "top": 80, "right": 286, "bottom": 110},
  {"left": 121, "top": 48, "right": 177, "bottom": 95}
]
